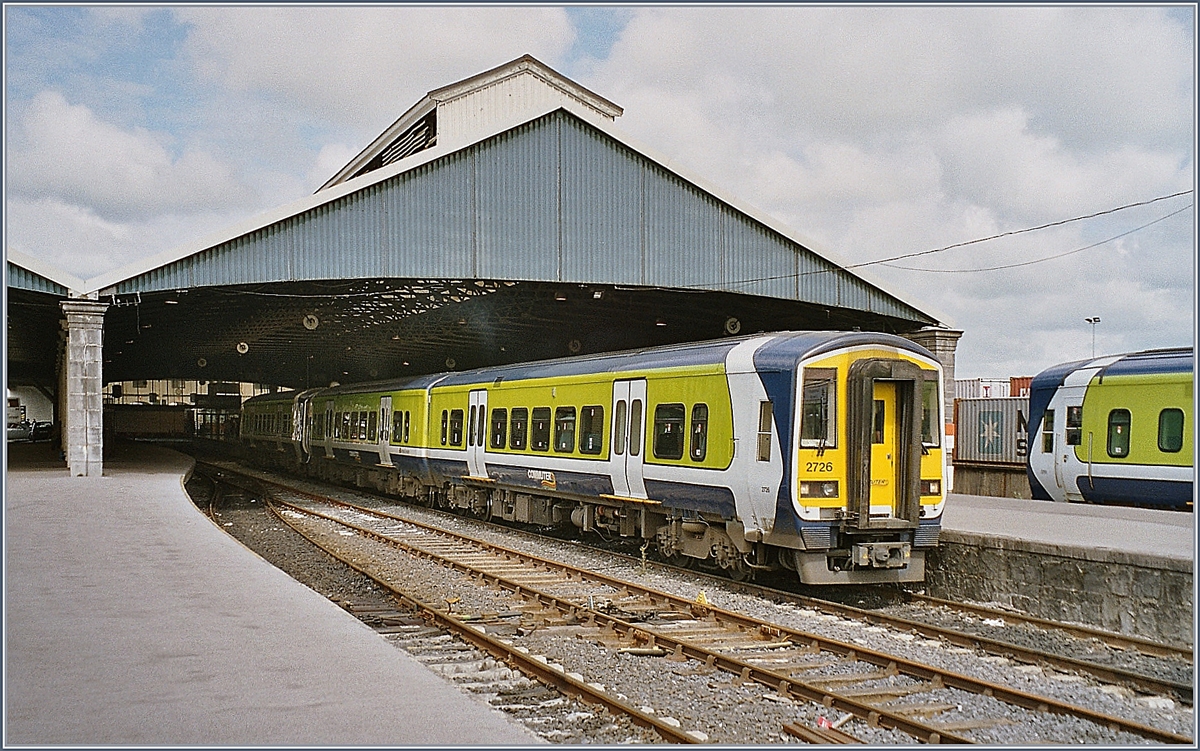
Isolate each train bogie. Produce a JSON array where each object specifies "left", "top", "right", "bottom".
[{"left": 238, "top": 331, "right": 947, "bottom": 585}]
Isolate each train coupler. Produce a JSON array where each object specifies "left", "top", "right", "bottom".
[{"left": 851, "top": 541, "right": 911, "bottom": 569}]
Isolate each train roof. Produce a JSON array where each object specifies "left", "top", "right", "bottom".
[
  {"left": 434, "top": 330, "right": 935, "bottom": 387},
  {"left": 1026, "top": 347, "right": 1194, "bottom": 429}
]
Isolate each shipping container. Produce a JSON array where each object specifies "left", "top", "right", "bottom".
[
  {"left": 954, "top": 378, "right": 1011, "bottom": 399},
  {"left": 1009, "top": 376, "right": 1032, "bottom": 397},
  {"left": 953, "top": 396, "right": 1030, "bottom": 466}
]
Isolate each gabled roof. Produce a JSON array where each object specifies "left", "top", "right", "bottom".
[
  {"left": 6, "top": 248, "right": 85, "bottom": 297},
  {"left": 318, "top": 55, "right": 623, "bottom": 192}
]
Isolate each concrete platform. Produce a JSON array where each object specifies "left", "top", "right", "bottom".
[
  {"left": 927, "top": 493, "right": 1194, "bottom": 645},
  {"left": 4, "top": 441, "right": 540, "bottom": 745}
]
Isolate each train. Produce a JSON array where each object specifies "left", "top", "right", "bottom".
[
  {"left": 238, "top": 331, "right": 948, "bottom": 584},
  {"left": 1026, "top": 347, "right": 1194, "bottom": 510}
]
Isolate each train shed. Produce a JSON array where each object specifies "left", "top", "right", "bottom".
[{"left": 6, "top": 55, "right": 961, "bottom": 476}]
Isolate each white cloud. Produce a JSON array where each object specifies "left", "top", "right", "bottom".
[
  {"left": 176, "top": 7, "right": 576, "bottom": 134},
  {"left": 7, "top": 91, "right": 252, "bottom": 221},
  {"left": 582, "top": 6, "right": 1193, "bottom": 377}
]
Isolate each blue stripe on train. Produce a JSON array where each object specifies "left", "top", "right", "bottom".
[
  {"left": 1076, "top": 476, "right": 1193, "bottom": 509},
  {"left": 643, "top": 480, "right": 737, "bottom": 518}
]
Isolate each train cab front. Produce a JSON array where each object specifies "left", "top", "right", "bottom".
[{"left": 788, "top": 347, "right": 947, "bottom": 585}]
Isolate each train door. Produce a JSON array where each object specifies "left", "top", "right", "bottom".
[
  {"left": 869, "top": 382, "right": 899, "bottom": 516},
  {"left": 1055, "top": 386, "right": 1087, "bottom": 502},
  {"left": 466, "top": 389, "right": 489, "bottom": 479},
  {"left": 378, "top": 396, "right": 393, "bottom": 466},
  {"left": 608, "top": 379, "right": 648, "bottom": 499}
]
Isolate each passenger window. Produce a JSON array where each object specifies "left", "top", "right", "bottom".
[
  {"left": 1041, "top": 409, "right": 1055, "bottom": 453},
  {"left": 579, "top": 405, "right": 603, "bottom": 455},
  {"left": 476, "top": 406, "right": 485, "bottom": 447},
  {"left": 393, "top": 411, "right": 403, "bottom": 444},
  {"left": 757, "top": 401, "right": 773, "bottom": 461},
  {"left": 440, "top": 410, "right": 448, "bottom": 446},
  {"left": 871, "top": 401, "right": 885, "bottom": 444},
  {"left": 510, "top": 408, "right": 528, "bottom": 450},
  {"left": 800, "top": 368, "right": 837, "bottom": 448},
  {"left": 653, "top": 403, "right": 685, "bottom": 460},
  {"left": 490, "top": 409, "right": 507, "bottom": 449},
  {"left": 555, "top": 407, "right": 577, "bottom": 453},
  {"left": 359, "top": 412, "right": 368, "bottom": 440},
  {"left": 449, "top": 409, "right": 464, "bottom": 446},
  {"left": 342, "top": 412, "right": 351, "bottom": 441},
  {"left": 403, "top": 411, "right": 410, "bottom": 443},
  {"left": 368, "top": 411, "right": 377, "bottom": 442},
  {"left": 1066, "top": 406, "right": 1082, "bottom": 446},
  {"left": 467, "top": 406, "right": 477, "bottom": 447},
  {"left": 629, "top": 399, "right": 643, "bottom": 457},
  {"left": 921, "top": 378, "right": 940, "bottom": 447},
  {"left": 690, "top": 403, "right": 708, "bottom": 461},
  {"left": 531, "top": 407, "right": 551, "bottom": 451},
  {"left": 1107, "top": 409, "right": 1131, "bottom": 458},
  {"left": 1159, "top": 409, "right": 1184, "bottom": 453}
]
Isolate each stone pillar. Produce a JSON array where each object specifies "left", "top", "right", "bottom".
[
  {"left": 905, "top": 327, "right": 964, "bottom": 488},
  {"left": 60, "top": 299, "right": 109, "bottom": 476}
]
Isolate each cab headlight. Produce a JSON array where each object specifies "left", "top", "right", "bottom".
[
  {"left": 800, "top": 480, "right": 839, "bottom": 498},
  {"left": 920, "top": 479, "right": 941, "bottom": 496}
]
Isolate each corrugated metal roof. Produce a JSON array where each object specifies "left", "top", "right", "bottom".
[{"left": 94, "top": 108, "right": 935, "bottom": 326}]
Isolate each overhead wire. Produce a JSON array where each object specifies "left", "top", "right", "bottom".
[{"left": 695, "top": 189, "right": 1193, "bottom": 288}]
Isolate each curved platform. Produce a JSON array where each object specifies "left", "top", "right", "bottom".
[{"left": 4, "top": 442, "right": 539, "bottom": 745}]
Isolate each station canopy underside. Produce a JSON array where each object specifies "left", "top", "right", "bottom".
[{"left": 3, "top": 277, "right": 928, "bottom": 389}]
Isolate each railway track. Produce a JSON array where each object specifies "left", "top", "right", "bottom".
[{"left": 221, "top": 466, "right": 1190, "bottom": 745}]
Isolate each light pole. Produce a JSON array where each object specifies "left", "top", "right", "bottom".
[{"left": 1085, "top": 317, "right": 1101, "bottom": 358}]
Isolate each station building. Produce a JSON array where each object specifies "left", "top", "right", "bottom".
[{"left": 6, "top": 55, "right": 961, "bottom": 476}]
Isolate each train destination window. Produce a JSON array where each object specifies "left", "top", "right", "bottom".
[
  {"left": 448, "top": 409, "right": 464, "bottom": 446},
  {"left": 654, "top": 403, "right": 686, "bottom": 460},
  {"left": 555, "top": 407, "right": 577, "bottom": 453},
  {"left": 1041, "top": 410, "right": 1055, "bottom": 453},
  {"left": 872, "top": 401, "right": 886, "bottom": 444},
  {"left": 1159, "top": 408, "right": 1184, "bottom": 453},
  {"left": 629, "top": 400, "right": 643, "bottom": 457},
  {"left": 579, "top": 406, "right": 603, "bottom": 454},
  {"left": 921, "top": 379, "right": 940, "bottom": 447},
  {"left": 690, "top": 403, "right": 708, "bottom": 461},
  {"left": 757, "top": 401, "right": 773, "bottom": 461},
  {"left": 614, "top": 401, "right": 627, "bottom": 455},
  {"left": 490, "top": 409, "right": 507, "bottom": 449},
  {"left": 1107, "top": 409, "right": 1131, "bottom": 457},
  {"left": 800, "top": 369, "right": 836, "bottom": 448},
  {"left": 368, "top": 411, "right": 377, "bottom": 442},
  {"left": 440, "top": 410, "right": 448, "bottom": 445},
  {"left": 531, "top": 407, "right": 551, "bottom": 451},
  {"left": 1066, "top": 406, "right": 1082, "bottom": 446},
  {"left": 510, "top": 408, "right": 528, "bottom": 450}
]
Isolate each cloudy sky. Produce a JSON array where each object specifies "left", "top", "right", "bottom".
[{"left": 4, "top": 5, "right": 1195, "bottom": 379}]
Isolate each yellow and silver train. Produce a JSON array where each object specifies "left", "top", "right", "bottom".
[{"left": 240, "top": 331, "right": 947, "bottom": 584}]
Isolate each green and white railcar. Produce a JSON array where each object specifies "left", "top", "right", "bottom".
[{"left": 243, "top": 331, "right": 948, "bottom": 584}]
